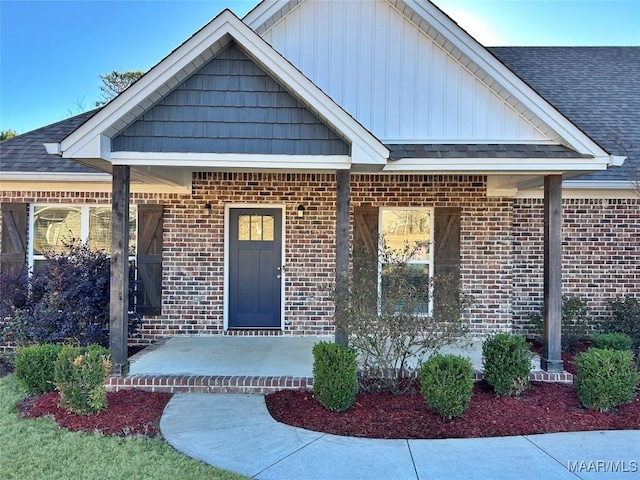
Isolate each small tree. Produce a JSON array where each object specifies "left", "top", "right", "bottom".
[
  {"left": 0, "top": 130, "right": 17, "bottom": 141},
  {"left": 337, "top": 239, "right": 473, "bottom": 394}
]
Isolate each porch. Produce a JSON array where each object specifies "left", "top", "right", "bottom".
[{"left": 105, "top": 336, "right": 573, "bottom": 394}]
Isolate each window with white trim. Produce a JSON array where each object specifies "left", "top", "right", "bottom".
[
  {"left": 379, "top": 207, "right": 434, "bottom": 314},
  {"left": 29, "top": 205, "right": 137, "bottom": 270}
]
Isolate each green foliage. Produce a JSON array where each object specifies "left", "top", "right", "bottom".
[
  {"left": 54, "top": 345, "right": 112, "bottom": 415},
  {"left": 14, "top": 344, "right": 64, "bottom": 394},
  {"left": 0, "top": 129, "right": 17, "bottom": 141},
  {"left": 419, "top": 354, "right": 474, "bottom": 420},
  {"left": 574, "top": 348, "right": 639, "bottom": 413},
  {"left": 338, "top": 239, "right": 474, "bottom": 394},
  {"left": 530, "top": 295, "right": 593, "bottom": 353},
  {"left": 591, "top": 333, "right": 633, "bottom": 351},
  {"left": 604, "top": 297, "right": 640, "bottom": 349},
  {"left": 312, "top": 341, "right": 358, "bottom": 412},
  {"left": 96, "top": 70, "right": 144, "bottom": 106},
  {"left": 482, "top": 333, "right": 533, "bottom": 397}
]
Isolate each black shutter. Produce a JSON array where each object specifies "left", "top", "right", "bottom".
[
  {"left": 136, "top": 204, "right": 163, "bottom": 315},
  {"left": 1, "top": 203, "right": 28, "bottom": 277}
]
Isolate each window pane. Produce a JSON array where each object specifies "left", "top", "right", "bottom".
[
  {"left": 238, "top": 215, "right": 250, "bottom": 241},
  {"left": 89, "top": 206, "right": 137, "bottom": 255},
  {"left": 250, "top": 215, "right": 262, "bottom": 240},
  {"left": 262, "top": 216, "right": 274, "bottom": 241},
  {"left": 33, "top": 206, "right": 81, "bottom": 255},
  {"left": 381, "top": 263, "right": 430, "bottom": 315},
  {"left": 380, "top": 209, "right": 431, "bottom": 260}
]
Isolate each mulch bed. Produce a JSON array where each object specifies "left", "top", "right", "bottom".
[
  {"left": 265, "top": 381, "right": 640, "bottom": 439},
  {"left": 18, "top": 390, "right": 172, "bottom": 438}
]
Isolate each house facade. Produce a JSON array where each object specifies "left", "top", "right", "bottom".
[{"left": 1, "top": 1, "right": 638, "bottom": 374}]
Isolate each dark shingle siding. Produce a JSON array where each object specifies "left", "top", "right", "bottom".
[
  {"left": 0, "top": 110, "right": 101, "bottom": 173},
  {"left": 490, "top": 47, "right": 640, "bottom": 182},
  {"left": 112, "top": 42, "right": 349, "bottom": 156}
]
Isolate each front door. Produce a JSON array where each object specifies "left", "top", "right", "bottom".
[{"left": 228, "top": 208, "right": 282, "bottom": 328}]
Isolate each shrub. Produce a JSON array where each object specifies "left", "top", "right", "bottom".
[
  {"left": 312, "top": 341, "right": 358, "bottom": 412},
  {"left": 337, "top": 239, "right": 474, "bottom": 394},
  {"left": 574, "top": 348, "right": 639, "bottom": 413},
  {"left": 14, "top": 344, "right": 64, "bottom": 394},
  {"left": 530, "top": 295, "right": 592, "bottom": 353},
  {"left": 53, "top": 344, "right": 112, "bottom": 415},
  {"left": 482, "top": 333, "right": 533, "bottom": 396},
  {"left": 420, "top": 354, "right": 474, "bottom": 420},
  {"left": 1, "top": 242, "right": 140, "bottom": 348},
  {"left": 591, "top": 333, "right": 633, "bottom": 351},
  {"left": 604, "top": 297, "right": 640, "bottom": 349}
]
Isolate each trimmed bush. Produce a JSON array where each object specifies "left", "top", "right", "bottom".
[
  {"left": 53, "top": 344, "right": 112, "bottom": 415},
  {"left": 591, "top": 333, "right": 633, "bottom": 351},
  {"left": 605, "top": 297, "right": 640, "bottom": 349},
  {"left": 482, "top": 333, "right": 533, "bottom": 396},
  {"left": 420, "top": 354, "right": 474, "bottom": 420},
  {"left": 312, "top": 341, "right": 358, "bottom": 412},
  {"left": 14, "top": 344, "right": 64, "bottom": 394},
  {"left": 574, "top": 348, "right": 639, "bottom": 412}
]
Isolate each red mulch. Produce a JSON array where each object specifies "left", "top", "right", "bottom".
[
  {"left": 18, "top": 390, "right": 172, "bottom": 438},
  {"left": 265, "top": 381, "right": 640, "bottom": 439}
]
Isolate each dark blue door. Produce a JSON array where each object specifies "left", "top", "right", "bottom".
[{"left": 229, "top": 208, "right": 282, "bottom": 328}]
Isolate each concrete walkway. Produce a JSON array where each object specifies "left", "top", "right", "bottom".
[{"left": 160, "top": 393, "right": 640, "bottom": 480}]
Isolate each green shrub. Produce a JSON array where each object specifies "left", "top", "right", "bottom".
[
  {"left": 14, "top": 344, "right": 64, "bottom": 394},
  {"left": 591, "top": 333, "right": 633, "bottom": 351},
  {"left": 574, "top": 348, "right": 639, "bottom": 413},
  {"left": 53, "top": 344, "right": 111, "bottom": 415},
  {"left": 420, "top": 354, "right": 474, "bottom": 420},
  {"left": 604, "top": 297, "right": 640, "bottom": 349},
  {"left": 530, "top": 295, "right": 592, "bottom": 353},
  {"left": 312, "top": 341, "right": 358, "bottom": 412},
  {"left": 482, "top": 333, "right": 533, "bottom": 396}
]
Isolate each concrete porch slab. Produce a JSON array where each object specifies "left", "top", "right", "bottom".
[{"left": 105, "top": 336, "right": 572, "bottom": 394}]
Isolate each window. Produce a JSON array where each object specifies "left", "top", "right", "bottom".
[
  {"left": 30, "top": 205, "right": 137, "bottom": 270},
  {"left": 379, "top": 207, "right": 434, "bottom": 314},
  {"left": 238, "top": 214, "right": 274, "bottom": 241}
]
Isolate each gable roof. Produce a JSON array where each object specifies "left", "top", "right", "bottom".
[
  {"left": 490, "top": 47, "right": 640, "bottom": 183},
  {"left": 55, "top": 9, "right": 388, "bottom": 170}
]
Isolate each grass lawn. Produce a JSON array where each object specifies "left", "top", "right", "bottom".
[{"left": 0, "top": 375, "right": 248, "bottom": 480}]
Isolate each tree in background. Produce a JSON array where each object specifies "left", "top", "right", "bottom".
[
  {"left": 0, "top": 130, "right": 17, "bottom": 141},
  {"left": 95, "top": 70, "right": 145, "bottom": 106}
]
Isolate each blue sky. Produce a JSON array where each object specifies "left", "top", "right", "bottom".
[{"left": 1, "top": 0, "right": 639, "bottom": 135}]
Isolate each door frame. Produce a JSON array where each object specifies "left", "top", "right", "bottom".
[{"left": 223, "top": 203, "right": 286, "bottom": 330}]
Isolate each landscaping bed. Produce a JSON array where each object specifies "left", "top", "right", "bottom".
[{"left": 265, "top": 381, "right": 640, "bottom": 439}]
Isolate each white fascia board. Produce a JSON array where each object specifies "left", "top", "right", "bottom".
[
  {"left": 562, "top": 180, "right": 637, "bottom": 190},
  {"left": 110, "top": 152, "right": 352, "bottom": 170},
  {"left": 243, "top": 0, "right": 290, "bottom": 28},
  {"left": 60, "top": 8, "right": 387, "bottom": 167},
  {"left": 400, "top": 0, "right": 610, "bottom": 158},
  {"left": 382, "top": 156, "right": 610, "bottom": 173}
]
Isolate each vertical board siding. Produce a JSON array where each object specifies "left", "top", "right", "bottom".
[
  {"left": 261, "top": 0, "right": 548, "bottom": 143},
  {"left": 112, "top": 43, "right": 349, "bottom": 155}
]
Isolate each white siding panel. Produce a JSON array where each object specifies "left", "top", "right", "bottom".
[{"left": 261, "top": 0, "right": 549, "bottom": 142}]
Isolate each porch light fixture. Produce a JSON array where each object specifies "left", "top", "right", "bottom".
[
  {"left": 203, "top": 203, "right": 213, "bottom": 213},
  {"left": 297, "top": 205, "right": 305, "bottom": 218}
]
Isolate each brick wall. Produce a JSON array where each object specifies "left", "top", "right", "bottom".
[
  {"left": 3, "top": 178, "right": 637, "bottom": 346},
  {"left": 512, "top": 197, "right": 640, "bottom": 333}
]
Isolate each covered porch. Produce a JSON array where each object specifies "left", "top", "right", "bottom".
[{"left": 105, "top": 336, "right": 572, "bottom": 394}]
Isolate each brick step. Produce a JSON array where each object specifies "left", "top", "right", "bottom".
[{"left": 106, "top": 370, "right": 572, "bottom": 394}]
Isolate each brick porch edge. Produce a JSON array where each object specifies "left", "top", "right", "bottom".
[{"left": 105, "top": 370, "right": 572, "bottom": 394}]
